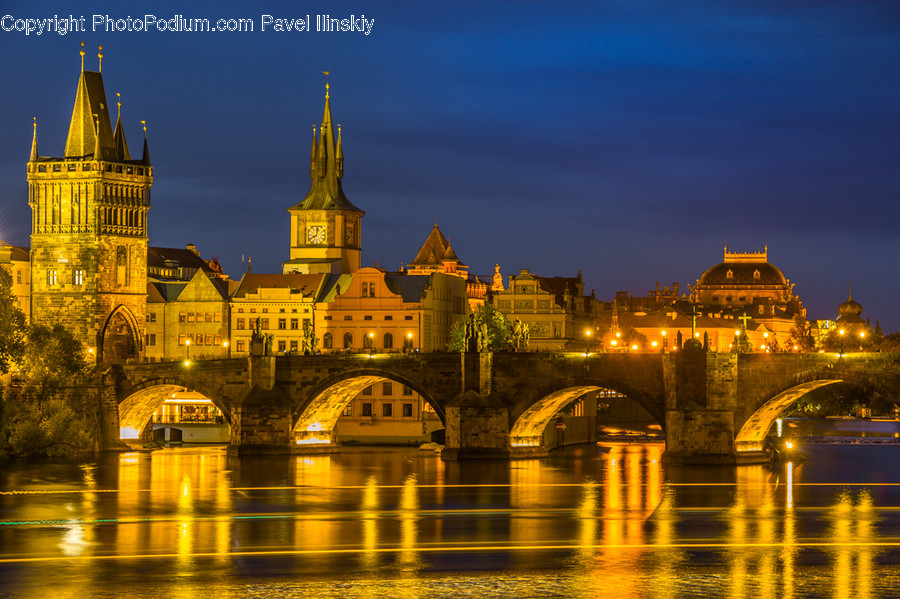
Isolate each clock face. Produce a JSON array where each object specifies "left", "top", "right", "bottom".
[
  {"left": 307, "top": 225, "right": 326, "bottom": 244},
  {"left": 345, "top": 224, "right": 354, "bottom": 244}
]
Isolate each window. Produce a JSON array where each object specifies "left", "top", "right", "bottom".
[
  {"left": 290, "top": 340, "right": 299, "bottom": 352},
  {"left": 364, "top": 315, "right": 372, "bottom": 321},
  {"left": 383, "top": 333, "right": 393, "bottom": 349},
  {"left": 343, "top": 404, "right": 352, "bottom": 417},
  {"left": 215, "top": 313, "right": 222, "bottom": 322},
  {"left": 278, "top": 318, "right": 287, "bottom": 330},
  {"left": 238, "top": 308, "right": 244, "bottom": 313},
  {"left": 15, "top": 271, "right": 21, "bottom": 284},
  {"left": 178, "top": 334, "right": 186, "bottom": 346},
  {"left": 205, "top": 313, "right": 213, "bottom": 322},
  {"left": 187, "top": 313, "right": 195, "bottom": 323},
  {"left": 753, "top": 270, "right": 761, "bottom": 280},
  {"left": 403, "top": 335, "right": 414, "bottom": 351},
  {"left": 323, "top": 333, "right": 333, "bottom": 349},
  {"left": 262, "top": 308, "right": 268, "bottom": 313},
  {"left": 363, "top": 385, "right": 373, "bottom": 396},
  {"left": 361, "top": 282, "right": 369, "bottom": 297},
  {"left": 237, "top": 318, "right": 246, "bottom": 329},
  {"left": 214, "top": 335, "right": 221, "bottom": 345},
  {"left": 279, "top": 308, "right": 286, "bottom": 313},
  {"left": 404, "top": 315, "right": 413, "bottom": 321},
  {"left": 195, "top": 335, "right": 203, "bottom": 346},
  {"left": 382, "top": 382, "right": 393, "bottom": 396},
  {"left": 48, "top": 270, "right": 57, "bottom": 285},
  {"left": 343, "top": 333, "right": 353, "bottom": 348},
  {"left": 384, "top": 315, "right": 392, "bottom": 321},
  {"left": 402, "top": 385, "right": 413, "bottom": 396},
  {"left": 236, "top": 340, "right": 245, "bottom": 352},
  {"left": 206, "top": 335, "right": 212, "bottom": 345},
  {"left": 363, "top": 334, "right": 373, "bottom": 350},
  {"left": 382, "top": 403, "right": 393, "bottom": 418},
  {"left": 73, "top": 269, "right": 84, "bottom": 285},
  {"left": 324, "top": 315, "right": 332, "bottom": 320},
  {"left": 362, "top": 403, "right": 373, "bottom": 417},
  {"left": 261, "top": 318, "right": 270, "bottom": 330},
  {"left": 278, "top": 340, "right": 286, "bottom": 352},
  {"left": 402, "top": 403, "right": 413, "bottom": 417},
  {"left": 726, "top": 269, "right": 734, "bottom": 279},
  {"left": 291, "top": 319, "right": 299, "bottom": 330},
  {"left": 344, "top": 315, "right": 352, "bottom": 321},
  {"left": 147, "top": 334, "right": 157, "bottom": 346}
]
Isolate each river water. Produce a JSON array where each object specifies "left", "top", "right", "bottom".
[{"left": 2, "top": 442, "right": 900, "bottom": 598}]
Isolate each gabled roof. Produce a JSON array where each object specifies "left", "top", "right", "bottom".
[
  {"left": 148, "top": 246, "right": 218, "bottom": 277},
  {"left": 232, "top": 273, "right": 324, "bottom": 299}
]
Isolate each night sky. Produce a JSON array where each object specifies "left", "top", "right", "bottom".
[{"left": 2, "top": 1, "right": 899, "bottom": 328}]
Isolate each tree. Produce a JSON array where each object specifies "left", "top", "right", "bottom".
[
  {"left": 448, "top": 305, "right": 512, "bottom": 352},
  {"left": 0, "top": 280, "right": 26, "bottom": 374},
  {"left": 2, "top": 324, "right": 96, "bottom": 457},
  {"left": 787, "top": 315, "right": 816, "bottom": 352}
]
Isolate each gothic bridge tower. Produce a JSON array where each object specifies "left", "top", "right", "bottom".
[
  {"left": 283, "top": 75, "right": 364, "bottom": 275},
  {"left": 27, "top": 44, "right": 152, "bottom": 364}
]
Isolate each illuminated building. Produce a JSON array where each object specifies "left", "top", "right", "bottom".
[
  {"left": 404, "top": 223, "right": 504, "bottom": 310},
  {"left": 145, "top": 245, "right": 232, "bottom": 361},
  {"left": 229, "top": 273, "right": 324, "bottom": 356},
  {"left": 26, "top": 45, "right": 152, "bottom": 363},
  {"left": 0, "top": 243, "right": 30, "bottom": 322},
  {"left": 283, "top": 77, "right": 363, "bottom": 275},
  {"left": 488, "top": 268, "right": 601, "bottom": 351}
]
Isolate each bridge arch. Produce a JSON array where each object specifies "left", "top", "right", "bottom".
[
  {"left": 99, "top": 304, "right": 142, "bottom": 364},
  {"left": 509, "top": 377, "right": 664, "bottom": 450},
  {"left": 118, "top": 377, "right": 234, "bottom": 443},
  {"left": 291, "top": 368, "right": 442, "bottom": 444}
]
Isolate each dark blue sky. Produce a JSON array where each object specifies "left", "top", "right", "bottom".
[{"left": 2, "top": 1, "right": 899, "bottom": 328}]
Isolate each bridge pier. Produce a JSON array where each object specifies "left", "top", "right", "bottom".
[
  {"left": 98, "top": 368, "right": 130, "bottom": 451},
  {"left": 662, "top": 351, "right": 767, "bottom": 465},
  {"left": 226, "top": 357, "right": 294, "bottom": 455}
]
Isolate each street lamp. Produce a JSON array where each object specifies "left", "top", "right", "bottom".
[
  {"left": 186, "top": 338, "right": 191, "bottom": 360},
  {"left": 839, "top": 329, "right": 845, "bottom": 357},
  {"left": 585, "top": 329, "right": 592, "bottom": 355},
  {"left": 223, "top": 340, "right": 229, "bottom": 358}
]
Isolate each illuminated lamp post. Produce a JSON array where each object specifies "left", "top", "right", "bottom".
[
  {"left": 585, "top": 329, "right": 592, "bottom": 356},
  {"left": 661, "top": 330, "right": 667, "bottom": 352},
  {"left": 185, "top": 338, "right": 191, "bottom": 365},
  {"left": 839, "top": 329, "right": 845, "bottom": 357},
  {"left": 223, "top": 340, "right": 229, "bottom": 358},
  {"left": 763, "top": 331, "right": 769, "bottom": 352},
  {"left": 859, "top": 331, "right": 865, "bottom": 351},
  {"left": 367, "top": 331, "right": 375, "bottom": 355},
  {"left": 406, "top": 332, "right": 414, "bottom": 352}
]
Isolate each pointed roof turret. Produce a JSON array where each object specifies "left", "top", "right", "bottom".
[
  {"left": 335, "top": 124, "right": 344, "bottom": 179},
  {"left": 289, "top": 74, "right": 362, "bottom": 213},
  {"left": 141, "top": 121, "right": 151, "bottom": 165},
  {"left": 410, "top": 223, "right": 451, "bottom": 266},
  {"left": 113, "top": 93, "right": 131, "bottom": 161},
  {"left": 65, "top": 44, "right": 117, "bottom": 160},
  {"left": 29, "top": 118, "right": 38, "bottom": 162}
]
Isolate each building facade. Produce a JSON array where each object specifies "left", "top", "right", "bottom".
[{"left": 27, "top": 46, "right": 152, "bottom": 363}]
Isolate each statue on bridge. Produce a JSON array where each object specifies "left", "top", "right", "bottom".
[
  {"left": 250, "top": 318, "right": 276, "bottom": 356},
  {"left": 464, "top": 313, "right": 490, "bottom": 353},
  {"left": 512, "top": 319, "right": 530, "bottom": 352}
]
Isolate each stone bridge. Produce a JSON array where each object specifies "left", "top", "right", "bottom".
[{"left": 94, "top": 350, "right": 900, "bottom": 464}]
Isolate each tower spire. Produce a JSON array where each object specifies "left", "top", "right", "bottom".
[
  {"left": 113, "top": 92, "right": 131, "bottom": 161},
  {"left": 80, "top": 41, "right": 85, "bottom": 71},
  {"left": 141, "top": 121, "right": 151, "bottom": 165},
  {"left": 98, "top": 44, "right": 103, "bottom": 72},
  {"left": 92, "top": 114, "right": 102, "bottom": 159},
  {"left": 309, "top": 125, "right": 317, "bottom": 178},
  {"left": 848, "top": 279, "right": 853, "bottom": 301},
  {"left": 336, "top": 124, "right": 343, "bottom": 179},
  {"left": 30, "top": 117, "right": 38, "bottom": 162}
]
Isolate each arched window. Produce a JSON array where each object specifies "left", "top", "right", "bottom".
[
  {"left": 753, "top": 270, "right": 761, "bottom": 279},
  {"left": 363, "top": 333, "right": 374, "bottom": 350},
  {"left": 726, "top": 269, "right": 733, "bottom": 279},
  {"left": 323, "top": 332, "right": 333, "bottom": 349},
  {"left": 343, "top": 333, "right": 353, "bottom": 349},
  {"left": 383, "top": 332, "right": 393, "bottom": 349},
  {"left": 368, "top": 282, "right": 376, "bottom": 297}
]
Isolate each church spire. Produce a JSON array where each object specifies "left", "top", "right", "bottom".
[
  {"left": 92, "top": 114, "right": 102, "bottom": 159},
  {"left": 113, "top": 92, "right": 131, "bottom": 161},
  {"left": 30, "top": 118, "right": 38, "bottom": 162},
  {"left": 336, "top": 124, "right": 343, "bottom": 179}
]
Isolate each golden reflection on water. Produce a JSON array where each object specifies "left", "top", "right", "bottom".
[{"left": 398, "top": 474, "right": 422, "bottom": 572}]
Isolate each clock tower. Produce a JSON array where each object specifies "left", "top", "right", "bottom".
[{"left": 283, "top": 76, "right": 364, "bottom": 275}]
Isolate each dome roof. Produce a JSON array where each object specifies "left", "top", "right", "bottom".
[
  {"left": 838, "top": 298, "right": 863, "bottom": 318},
  {"left": 698, "top": 261, "right": 787, "bottom": 287}
]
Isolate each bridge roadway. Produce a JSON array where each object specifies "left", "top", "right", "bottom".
[{"left": 95, "top": 350, "right": 900, "bottom": 464}]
